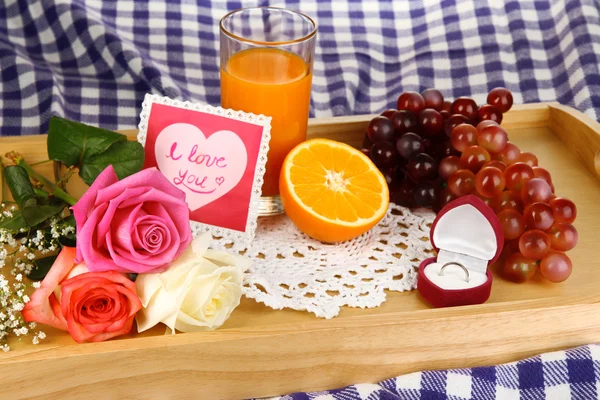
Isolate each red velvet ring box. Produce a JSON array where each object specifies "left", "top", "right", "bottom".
[{"left": 417, "top": 195, "right": 504, "bottom": 308}]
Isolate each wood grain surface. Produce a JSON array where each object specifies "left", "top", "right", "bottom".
[{"left": 1, "top": 102, "right": 600, "bottom": 399}]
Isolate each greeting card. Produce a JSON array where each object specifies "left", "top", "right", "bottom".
[{"left": 137, "top": 94, "right": 271, "bottom": 244}]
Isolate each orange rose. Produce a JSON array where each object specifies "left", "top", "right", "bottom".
[{"left": 22, "top": 247, "right": 142, "bottom": 343}]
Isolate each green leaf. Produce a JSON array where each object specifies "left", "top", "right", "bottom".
[
  {"left": 47, "top": 116, "right": 126, "bottom": 167},
  {"left": 22, "top": 205, "right": 66, "bottom": 227},
  {"left": 79, "top": 141, "right": 145, "bottom": 185},
  {"left": 3, "top": 166, "right": 36, "bottom": 210},
  {"left": 27, "top": 255, "right": 58, "bottom": 281},
  {"left": 0, "top": 210, "right": 26, "bottom": 232}
]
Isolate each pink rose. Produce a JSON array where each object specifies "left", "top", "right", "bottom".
[
  {"left": 22, "top": 247, "right": 142, "bottom": 343},
  {"left": 72, "top": 166, "right": 192, "bottom": 274}
]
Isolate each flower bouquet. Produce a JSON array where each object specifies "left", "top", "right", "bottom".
[{"left": 0, "top": 118, "right": 249, "bottom": 348}]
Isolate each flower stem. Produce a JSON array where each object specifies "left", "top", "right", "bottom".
[
  {"left": 30, "top": 159, "right": 52, "bottom": 167},
  {"left": 15, "top": 159, "right": 78, "bottom": 206}
]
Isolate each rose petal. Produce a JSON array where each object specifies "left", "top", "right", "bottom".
[
  {"left": 71, "top": 166, "right": 119, "bottom": 263},
  {"left": 94, "top": 168, "right": 187, "bottom": 206},
  {"left": 60, "top": 271, "right": 141, "bottom": 342},
  {"left": 22, "top": 247, "right": 79, "bottom": 331},
  {"left": 77, "top": 203, "right": 124, "bottom": 272},
  {"left": 87, "top": 316, "right": 135, "bottom": 343},
  {"left": 130, "top": 216, "right": 172, "bottom": 256},
  {"left": 109, "top": 203, "right": 145, "bottom": 253},
  {"left": 118, "top": 188, "right": 191, "bottom": 244}
]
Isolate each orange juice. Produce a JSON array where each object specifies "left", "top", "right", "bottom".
[{"left": 221, "top": 47, "right": 312, "bottom": 196}]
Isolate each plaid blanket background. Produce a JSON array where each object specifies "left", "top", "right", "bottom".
[
  {"left": 1, "top": 0, "right": 600, "bottom": 136},
  {"left": 266, "top": 345, "right": 600, "bottom": 400},
  {"left": 2, "top": 0, "right": 600, "bottom": 398}
]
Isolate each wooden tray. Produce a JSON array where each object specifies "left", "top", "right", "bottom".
[{"left": 2, "top": 102, "right": 600, "bottom": 400}]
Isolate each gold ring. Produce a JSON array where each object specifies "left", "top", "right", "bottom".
[{"left": 439, "top": 262, "right": 470, "bottom": 282}]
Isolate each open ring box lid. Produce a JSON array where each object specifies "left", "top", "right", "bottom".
[{"left": 417, "top": 195, "right": 504, "bottom": 308}]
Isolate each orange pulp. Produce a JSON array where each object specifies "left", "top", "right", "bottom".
[{"left": 221, "top": 48, "right": 312, "bottom": 196}]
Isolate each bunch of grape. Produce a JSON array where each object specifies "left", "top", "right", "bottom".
[
  {"left": 364, "top": 87, "right": 578, "bottom": 284},
  {"left": 362, "top": 88, "right": 511, "bottom": 209},
  {"left": 363, "top": 89, "right": 463, "bottom": 208},
  {"left": 440, "top": 95, "right": 577, "bottom": 284}
]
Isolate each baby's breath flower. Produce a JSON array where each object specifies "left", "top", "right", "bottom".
[{"left": 0, "top": 203, "right": 75, "bottom": 350}]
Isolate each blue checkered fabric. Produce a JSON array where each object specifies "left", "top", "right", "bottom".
[
  {"left": 265, "top": 344, "right": 600, "bottom": 400},
  {"left": 2, "top": 0, "right": 600, "bottom": 136}
]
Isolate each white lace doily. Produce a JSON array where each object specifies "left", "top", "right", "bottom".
[{"left": 210, "top": 204, "right": 436, "bottom": 319}]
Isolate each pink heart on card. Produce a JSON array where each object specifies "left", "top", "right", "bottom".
[{"left": 155, "top": 123, "right": 247, "bottom": 211}]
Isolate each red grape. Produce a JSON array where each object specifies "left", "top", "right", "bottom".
[
  {"left": 476, "top": 120, "right": 499, "bottom": 132},
  {"left": 540, "top": 251, "right": 572, "bottom": 283},
  {"left": 460, "top": 146, "right": 491, "bottom": 172},
  {"left": 407, "top": 153, "right": 438, "bottom": 181},
  {"left": 549, "top": 197, "right": 577, "bottom": 224},
  {"left": 419, "top": 108, "right": 444, "bottom": 137},
  {"left": 450, "top": 124, "right": 478, "bottom": 152},
  {"left": 502, "top": 252, "right": 537, "bottom": 283},
  {"left": 421, "top": 138, "right": 433, "bottom": 153},
  {"left": 393, "top": 180, "right": 416, "bottom": 207},
  {"left": 477, "top": 104, "right": 503, "bottom": 124},
  {"left": 396, "top": 132, "right": 424, "bottom": 159},
  {"left": 432, "top": 139, "right": 459, "bottom": 158},
  {"left": 494, "top": 142, "right": 521, "bottom": 165},
  {"left": 477, "top": 125, "right": 508, "bottom": 153},
  {"left": 487, "top": 87, "right": 513, "bottom": 113},
  {"left": 519, "top": 230, "right": 551, "bottom": 260},
  {"left": 441, "top": 110, "right": 451, "bottom": 120},
  {"left": 518, "top": 152, "right": 538, "bottom": 167},
  {"left": 444, "top": 114, "right": 470, "bottom": 137},
  {"left": 397, "top": 91, "right": 425, "bottom": 114},
  {"left": 548, "top": 223, "right": 578, "bottom": 251},
  {"left": 447, "top": 169, "right": 476, "bottom": 197},
  {"left": 521, "top": 178, "right": 553, "bottom": 204},
  {"left": 391, "top": 110, "right": 418, "bottom": 136},
  {"left": 505, "top": 238, "right": 521, "bottom": 254},
  {"left": 421, "top": 89, "right": 444, "bottom": 111},
  {"left": 475, "top": 167, "right": 506, "bottom": 198},
  {"left": 434, "top": 187, "right": 456, "bottom": 213},
  {"left": 370, "top": 142, "right": 397, "bottom": 167},
  {"left": 438, "top": 156, "right": 462, "bottom": 180},
  {"left": 532, "top": 166, "right": 552, "bottom": 186},
  {"left": 413, "top": 182, "right": 438, "bottom": 207},
  {"left": 523, "top": 202, "right": 555, "bottom": 231},
  {"left": 380, "top": 109, "right": 397, "bottom": 119},
  {"left": 360, "top": 148, "right": 370, "bottom": 157},
  {"left": 495, "top": 190, "right": 524, "bottom": 213},
  {"left": 451, "top": 97, "right": 478, "bottom": 120},
  {"left": 483, "top": 160, "right": 507, "bottom": 172},
  {"left": 367, "top": 116, "right": 395, "bottom": 143},
  {"left": 504, "top": 162, "right": 534, "bottom": 191},
  {"left": 381, "top": 169, "right": 400, "bottom": 195},
  {"left": 476, "top": 193, "right": 495, "bottom": 208},
  {"left": 442, "top": 100, "right": 452, "bottom": 112},
  {"left": 497, "top": 209, "right": 526, "bottom": 240}
]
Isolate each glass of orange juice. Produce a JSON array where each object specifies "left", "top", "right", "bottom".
[{"left": 220, "top": 7, "right": 316, "bottom": 216}]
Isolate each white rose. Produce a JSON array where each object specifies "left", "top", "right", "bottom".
[{"left": 135, "top": 233, "right": 250, "bottom": 333}]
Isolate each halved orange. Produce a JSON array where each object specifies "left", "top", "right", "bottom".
[{"left": 280, "top": 138, "right": 389, "bottom": 243}]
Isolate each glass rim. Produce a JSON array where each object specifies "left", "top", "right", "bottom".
[{"left": 219, "top": 6, "right": 317, "bottom": 46}]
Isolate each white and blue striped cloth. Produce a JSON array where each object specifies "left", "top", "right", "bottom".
[
  {"left": 1, "top": 0, "right": 600, "bottom": 136},
  {"left": 266, "top": 345, "right": 600, "bottom": 400},
  {"left": 2, "top": 1, "right": 600, "bottom": 398}
]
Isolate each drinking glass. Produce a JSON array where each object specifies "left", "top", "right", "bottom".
[{"left": 220, "top": 7, "right": 317, "bottom": 216}]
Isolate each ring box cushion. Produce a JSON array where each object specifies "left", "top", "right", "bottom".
[{"left": 417, "top": 195, "right": 504, "bottom": 307}]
